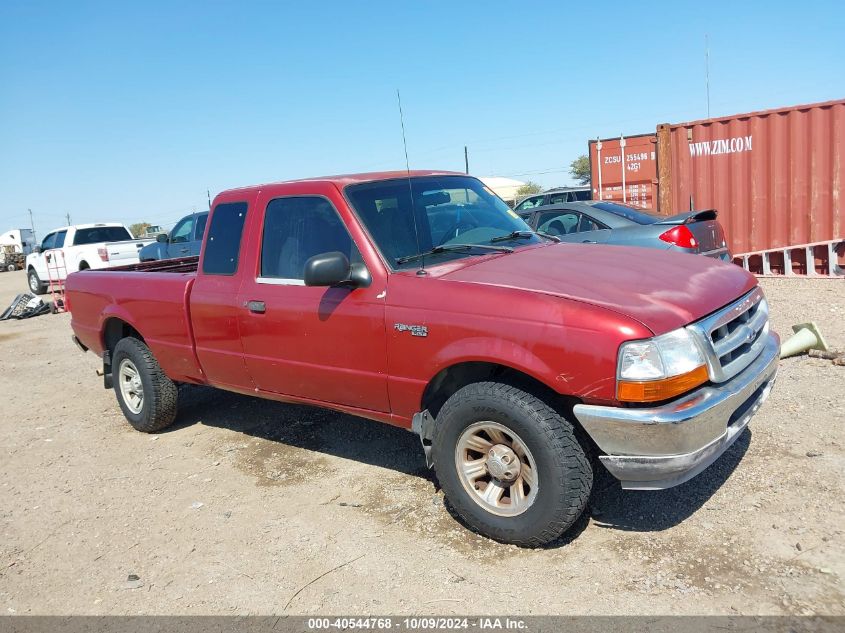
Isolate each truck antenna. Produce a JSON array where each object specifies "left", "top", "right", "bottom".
[{"left": 396, "top": 89, "right": 426, "bottom": 275}]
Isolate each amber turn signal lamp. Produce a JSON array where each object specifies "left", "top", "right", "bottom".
[{"left": 617, "top": 365, "right": 709, "bottom": 403}]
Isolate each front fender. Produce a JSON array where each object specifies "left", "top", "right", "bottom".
[{"left": 428, "top": 336, "right": 556, "bottom": 388}]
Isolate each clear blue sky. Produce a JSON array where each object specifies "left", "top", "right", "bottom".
[{"left": 1, "top": 0, "right": 843, "bottom": 233}]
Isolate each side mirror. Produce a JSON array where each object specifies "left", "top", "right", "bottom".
[
  {"left": 156, "top": 233, "right": 168, "bottom": 243},
  {"left": 304, "top": 252, "right": 371, "bottom": 288},
  {"left": 33, "top": 246, "right": 42, "bottom": 254}
]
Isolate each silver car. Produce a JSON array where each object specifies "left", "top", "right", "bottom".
[{"left": 520, "top": 201, "right": 731, "bottom": 261}]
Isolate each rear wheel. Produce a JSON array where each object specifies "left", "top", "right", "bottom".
[
  {"left": 27, "top": 268, "right": 46, "bottom": 294},
  {"left": 432, "top": 382, "right": 592, "bottom": 547},
  {"left": 112, "top": 337, "right": 178, "bottom": 433}
]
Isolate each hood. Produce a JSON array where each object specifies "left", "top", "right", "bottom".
[{"left": 441, "top": 243, "right": 757, "bottom": 334}]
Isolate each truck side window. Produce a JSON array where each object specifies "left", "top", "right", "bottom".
[
  {"left": 170, "top": 217, "right": 194, "bottom": 244},
  {"left": 54, "top": 230, "right": 68, "bottom": 248},
  {"left": 41, "top": 233, "right": 57, "bottom": 251},
  {"left": 202, "top": 202, "right": 248, "bottom": 275},
  {"left": 260, "top": 196, "right": 358, "bottom": 281}
]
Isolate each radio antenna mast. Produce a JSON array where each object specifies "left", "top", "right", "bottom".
[{"left": 397, "top": 89, "right": 426, "bottom": 275}]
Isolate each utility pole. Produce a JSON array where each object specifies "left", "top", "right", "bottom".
[
  {"left": 65, "top": 212, "right": 72, "bottom": 226},
  {"left": 28, "top": 209, "right": 36, "bottom": 242},
  {"left": 207, "top": 189, "right": 212, "bottom": 209},
  {"left": 464, "top": 146, "right": 469, "bottom": 174}
]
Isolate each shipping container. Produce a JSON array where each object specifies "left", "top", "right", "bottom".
[
  {"left": 588, "top": 99, "right": 844, "bottom": 272},
  {"left": 657, "top": 98, "right": 844, "bottom": 259},
  {"left": 588, "top": 134, "right": 657, "bottom": 209}
]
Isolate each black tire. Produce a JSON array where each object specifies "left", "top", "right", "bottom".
[
  {"left": 27, "top": 268, "right": 46, "bottom": 294},
  {"left": 432, "top": 382, "right": 592, "bottom": 547},
  {"left": 78, "top": 261, "right": 90, "bottom": 270},
  {"left": 112, "top": 337, "right": 178, "bottom": 433}
]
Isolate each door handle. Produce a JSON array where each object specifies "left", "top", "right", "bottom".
[
  {"left": 582, "top": 240, "right": 596, "bottom": 243},
  {"left": 179, "top": 247, "right": 190, "bottom": 253},
  {"left": 245, "top": 300, "right": 266, "bottom": 314}
]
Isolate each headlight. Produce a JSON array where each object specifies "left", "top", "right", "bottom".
[{"left": 617, "top": 327, "right": 708, "bottom": 402}]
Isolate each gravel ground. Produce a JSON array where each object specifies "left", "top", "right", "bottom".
[{"left": 0, "top": 269, "right": 842, "bottom": 615}]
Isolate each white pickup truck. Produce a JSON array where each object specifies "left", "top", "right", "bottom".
[{"left": 25, "top": 223, "right": 154, "bottom": 294}]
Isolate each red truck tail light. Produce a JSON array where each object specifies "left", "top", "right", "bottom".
[
  {"left": 659, "top": 225, "right": 698, "bottom": 249},
  {"left": 97, "top": 247, "right": 109, "bottom": 262}
]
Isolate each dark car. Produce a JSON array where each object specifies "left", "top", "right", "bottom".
[
  {"left": 520, "top": 201, "right": 731, "bottom": 260},
  {"left": 513, "top": 186, "right": 591, "bottom": 213},
  {"left": 139, "top": 212, "right": 208, "bottom": 261}
]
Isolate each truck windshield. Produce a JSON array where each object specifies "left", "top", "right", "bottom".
[
  {"left": 345, "top": 175, "right": 539, "bottom": 269},
  {"left": 73, "top": 226, "right": 133, "bottom": 245}
]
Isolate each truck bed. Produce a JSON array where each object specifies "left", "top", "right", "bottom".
[
  {"left": 102, "top": 255, "right": 199, "bottom": 273},
  {"left": 66, "top": 257, "right": 203, "bottom": 383}
]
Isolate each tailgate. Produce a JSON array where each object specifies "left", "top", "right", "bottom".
[{"left": 103, "top": 240, "right": 153, "bottom": 263}]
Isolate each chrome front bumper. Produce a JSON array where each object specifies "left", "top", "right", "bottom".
[{"left": 573, "top": 332, "right": 780, "bottom": 490}]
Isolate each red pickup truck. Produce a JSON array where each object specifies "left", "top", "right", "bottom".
[{"left": 66, "top": 171, "right": 779, "bottom": 546}]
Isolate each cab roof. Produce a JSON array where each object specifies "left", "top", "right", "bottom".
[{"left": 220, "top": 170, "right": 466, "bottom": 195}]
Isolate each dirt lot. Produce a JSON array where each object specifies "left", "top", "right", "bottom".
[{"left": 0, "top": 269, "right": 842, "bottom": 616}]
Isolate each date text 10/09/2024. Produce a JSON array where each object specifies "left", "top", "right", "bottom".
[{"left": 307, "top": 617, "right": 528, "bottom": 630}]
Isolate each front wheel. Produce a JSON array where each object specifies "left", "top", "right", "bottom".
[
  {"left": 27, "top": 269, "right": 46, "bottom": 294},
  {"left": 112, "top": 337, "right": 178, "bottom": 433},
  {"left": 432, "top": 382, "right": 592, "bottom": 547}
]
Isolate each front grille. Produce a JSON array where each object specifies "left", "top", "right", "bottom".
[{"left": 689, "top": 287, "right": 769, "bottom": 383}]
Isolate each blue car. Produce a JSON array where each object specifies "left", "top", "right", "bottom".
[{"left": 139, "top": 212, "right": 208, "bottom": 261}]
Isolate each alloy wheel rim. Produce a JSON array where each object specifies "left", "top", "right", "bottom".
[
  {"left": 118, "top": 359, "right": 144, "bottom": 414},
  {"left": 454, "top": 421, "right": 538, "bottom": 517}
]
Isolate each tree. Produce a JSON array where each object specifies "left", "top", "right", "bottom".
[
  {"left": 516, "top": 181, "right": 543, "bottom": 196},
  {"left": 569, "top": 155, "right": 591, "bottom": 185},
  {"left": 129, "top": 222, "right": 151, "bottom": 238}
]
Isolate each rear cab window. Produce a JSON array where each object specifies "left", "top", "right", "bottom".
[
  {"left": 202, "top": 202, "right": 249, "bottom": 275},
  {"left": 73, "top": 226, "right": 132, "bottom": 245}
]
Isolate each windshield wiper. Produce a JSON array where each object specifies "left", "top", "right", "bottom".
[
  {"left": 396, "top": 243, "right": 513, "bottom": 265},
  {"left": 491, "top": 230, "right": 560, "bottom": 243}
]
